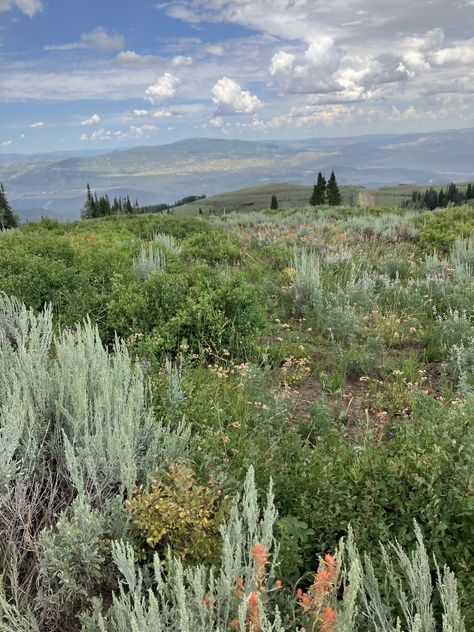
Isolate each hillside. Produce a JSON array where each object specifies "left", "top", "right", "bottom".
[
  {"left": 1, "top": 203, "right": 473, "bottom": 628},
  {"left": 3, "top": 128, "right": 474, "bottom": 220}
]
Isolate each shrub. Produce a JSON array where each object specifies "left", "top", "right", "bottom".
[
  {"left": 81, "top": 467, "right": 283, "bottom": 631},
  {"left": 126, "top": 463, "right": 223, "bottom": 565},
  {"left": 132, "top": 244, "right": 166, "bottom": 279},
  {"left": 152, "top": 232, "right": 182, "bottom": 255},
  {"left": 36, "top": 497, "right": 111, "bottom": 625}
]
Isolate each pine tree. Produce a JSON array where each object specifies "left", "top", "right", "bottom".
[
  {"left": 466, "top": 183, "right": 473, "bottom": 200},
  {"left": 310, "top": 172, "right": 326, "bottom": 206},
  {"left": 438, "top": 188, "right": 445, "bottom": 208},
  {"left": 326, "top": 170, "right": 342, "bottom": 206},
  {"left": 0, "top": 183, "right": 18, "bottom": 229},
  {"left": 270, "top": 194, "right": 278, "bottom": 210}
]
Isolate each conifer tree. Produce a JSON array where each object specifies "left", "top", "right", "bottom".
[
  {"left": 270, "top": 194, "right": 278, "bottom": 210},
  {"left": 0, "top": 182, "right": 19, "bottom": 229},
  {"left": 326, "top": 170, "right": 342, "bottom": 206},
  {"left": 309, "top": 172, "right": 326, "bottom": 206},
  {"left": 466, "top": 183, "right": 473, "bottom": 200}
]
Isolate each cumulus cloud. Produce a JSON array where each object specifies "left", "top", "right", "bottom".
[
  {"left": 432, "top": 41, "right": 474, "bottom": 65},
  {"left": 115, "top": 50, "right": 163, "bottom": 66},
  {"left": 0, "top": 0, "right": 42, "bottom": 17},
  {"left": 133, "top": 109, "right": 149, "bottom": 116},
  {"left": 212, "top": 77, "right": 262, "bottom": 114},
  {"left": 80, "top": 124, "right": 157, "bottom": 142},
  {"left": 145, "top": 72, "right": 180, "bottom": 104},
  {"left": 1, "top": 139, "right": 13, "bottom": 146},
  {"left": 81, "top": 113, "right": 101, "bottom": 126},
  {"left": 269, "top": 51, "right": 295, "bottom": 76},
  {"left": 171, "top": 55, "right": 193, "bottom": 66},
  {"left": 45, "top": 27, "right": 125, "bottom": 53},
  {"left": 29, "top": 120, "right": 44, "bottom": 127},
  {"left": 160, "top": 0, "right": 474, "bottom": 127},
  {"left": 152, "top": 109, "right": 172, "bottom": 118},
  {"left": 270, "top": 38, "right": 342, "bottom": 94}
]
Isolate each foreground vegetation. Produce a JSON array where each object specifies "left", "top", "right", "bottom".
[{"left": 0, "top": 202, "right": 473, "bottom": 630}]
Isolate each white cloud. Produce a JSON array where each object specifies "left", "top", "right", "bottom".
[
  {"left": 45, "top": 27, "right": 125, "bottom": 53},
  {"left": 81, "top": 113, "right": 101, "bottom": 126},
  {"left": 210, "top": 116, "right": 224, "bottom": 128},
  {"left": 145, "top": 72, "right": 180, "bottom": 104},
  {"left": 115, "top": 50, "right": 163, "bottom": 66},
  {"left": 204, "top": 43, "right": 224, "bottom": 56},
  {"left": 269, "top": 50, "right": 295, "bottom": 76},
  {"left": 133, "top": 109, "right": 149, "bottom": 116},
  {"left": 152, "top": 109, "right": 172, "bottom": 118},
  {"left": 270, "top": 38, "right": 342, "bottom": 94},
  {"left": 171, "top": 55, "right": 193, "bottom": 66},
  {"left": 211, "top": 77, "right": 262, "bottom": 114},
  {"left": 432, "top": 41, "right": 474, "bottom": 65},
  {"left": 29, "top": 120, "right": 44, "bottom": 128},
  {"left": 0, "top": 0, "right": 42, "bottom": 17},
  {"left": 80, "top": 124, "right": 157, "bottom": 142},
  {"left": 1, "top": 139, "right": 13, "bottom": 146},
  {"left": 305, "top": 36, "right": 338, "bottom": 69}
]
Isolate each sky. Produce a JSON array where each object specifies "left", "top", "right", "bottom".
[{"left": 1, "top": 0, "right": 474, "bottom": 153}]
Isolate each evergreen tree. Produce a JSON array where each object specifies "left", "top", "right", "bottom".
[
  {"left": 270, "top": 194, "right": 278, "bottom": 210},
  {"left": 438, "top": 188, "right": 445, "bottom": 208},
  {"left": 326, "top": 170, "right": 342, "bottom": 206},
  {"left": 466, "top": 183, "right": 473, "bottom": 200},
  {"left": 0, "top": 183, "right": 19, "bottom": 229},
  {"left": 309, "top": 172, "right": 326, "bottom": 206},
  {"left": 81, "top": 183, "right": 93, "bottom": 219}
]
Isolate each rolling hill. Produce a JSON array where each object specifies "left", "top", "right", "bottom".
[{"left": 1, "top": 128, "right": 474, "bottom": 220}]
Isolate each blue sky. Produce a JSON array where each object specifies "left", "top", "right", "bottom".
[{"left": 1, "top": 0, "right": 474, "bottom": 153}]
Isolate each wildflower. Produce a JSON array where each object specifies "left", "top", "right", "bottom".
[
  {"left": 324, "top": 553, "right": 337, "bottom": 582},
  {"left": 203, "top": 593, "right": 213, "bottom": 607},
  {"left": 230, "top": 618, "right": 240, "bottom": 629},
  {"left": 237, "top": 577, "right": 244, "bottom": 586},
  {"left": 275, "top": 579, "right": 282, "bottom": 589},
  {"left": 321, "top": 606, "right": 337, "bottom": 632},
  {"left": 247, "top": 592, "right": 261, "bottom": 631},
  {"left": 251, "top": 543, "right": 268, "bottom": 580}
]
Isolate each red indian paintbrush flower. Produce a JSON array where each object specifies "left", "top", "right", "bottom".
[
  {"left": 321, "top": 605, "right": 337, "bottom": 632},
  {"left": 251, "top": 543, "right": 268, "bottom": 582},
  {"left": 247, "top": 592, "right": 262, "bottom": 631}
]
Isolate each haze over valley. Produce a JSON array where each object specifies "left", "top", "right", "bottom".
[{"left": 3, "top": 128, "right": 474, "bottom": 220}]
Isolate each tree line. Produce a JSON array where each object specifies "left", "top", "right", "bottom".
[
  {"left": 404, "top": 182, "right": 474, "bottom": 211},
  {"left": 81, "top": 185, "right": 206, "bottom": 219}
]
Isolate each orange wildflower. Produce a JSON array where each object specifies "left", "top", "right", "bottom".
[
  {"left": 275, "top": 579, "right": 282, "bottom": 589},
  {"left": 230, "top": 617, "right": 239, "bottom": 629},
  {"left": 247, "top": 592, "right": 261, "bottom": 631},
  {"left": 321, "top": 606, "right": 337, "bottom": 632},
  {"left": 251, "top": 543, "right": 268, "bottom": 579}
]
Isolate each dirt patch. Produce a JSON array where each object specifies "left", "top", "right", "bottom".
[{"left": 283, "top": 371, "right": 371, "bottom": 427}]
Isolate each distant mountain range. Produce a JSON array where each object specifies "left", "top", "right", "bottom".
[{"left": 2, "top": 128, "right": 474, "bottom": 221}]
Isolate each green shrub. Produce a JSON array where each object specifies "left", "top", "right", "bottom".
[
  {"left": 183, "top": 231, "right": 242, "bottom": 264},
  {"left": 126, "top": 463, "right": 223, "bottom": 565},
  {"left": 417, "top": 206, "right": 474, "bottom": 253},
  {"left": 36, "top": 497, "right": 111, "bottom": 625}
]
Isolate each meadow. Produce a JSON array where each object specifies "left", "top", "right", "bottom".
[{"left": 0, "top": 202, "right": 472, "bottom": 631}]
